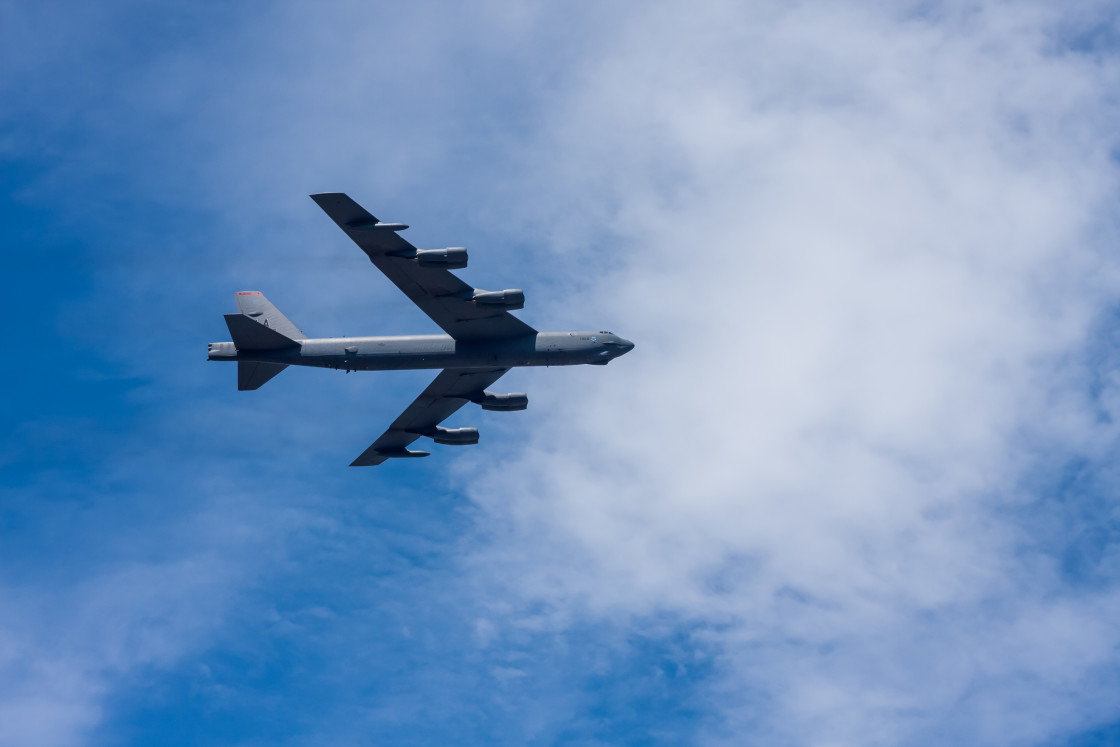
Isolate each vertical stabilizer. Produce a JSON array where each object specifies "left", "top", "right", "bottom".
[
  {"left": 234, "top": 292, "right": 306, "bottom": 340},
  {"left": 224, "top": 314, "right": 300, "bottom": 351}
]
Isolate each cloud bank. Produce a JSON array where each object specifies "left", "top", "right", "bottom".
[
  {"left": 458, "top": 2, "right": 1120, "bottom": 744},
  {"left": 5, "top": 0, "right": 1120, "bottom": 745}
]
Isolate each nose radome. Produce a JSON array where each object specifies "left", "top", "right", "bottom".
[{"left": 620, "top": 338, "right": 635, "bottom": 352}]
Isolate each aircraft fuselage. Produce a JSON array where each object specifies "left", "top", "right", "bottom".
[{"left": 208, "top": 331, "right": 634, "bottom": 371}]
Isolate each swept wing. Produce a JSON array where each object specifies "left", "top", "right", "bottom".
[
  {"left": 310, "top": 193, "right": 536, "bottom": 342},
  {"left": 351, "top": 367, "right": 510, "bottom": 466}
]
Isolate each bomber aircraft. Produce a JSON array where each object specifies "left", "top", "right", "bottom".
[{"left": 209, "top": 193, "right": 634, "bottom": 466}]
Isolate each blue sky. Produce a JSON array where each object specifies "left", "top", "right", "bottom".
[{"left": 5, "top": 1, "right": 1120, "bottom": 745}]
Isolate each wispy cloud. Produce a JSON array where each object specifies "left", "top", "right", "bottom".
[
  {"left": 4, "top": 1, "right": 1120, "bottom": 745},
  {"left": 457, "top": 1, "right": 1120, "bottom": 744}
]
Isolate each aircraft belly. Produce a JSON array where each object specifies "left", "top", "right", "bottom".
[
  {"left": 350, "top": 349, "right": 552, "bottom": 371},
  {"left": 365, "top": 351, "right": 458, "bottom": 371},
  {"left": 236, "top": 341, "right": 585, "bottom": 371}
]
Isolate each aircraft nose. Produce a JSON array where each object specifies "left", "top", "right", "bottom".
[{"left": 619, "top": 338, "right": 635, "bottom": 353}]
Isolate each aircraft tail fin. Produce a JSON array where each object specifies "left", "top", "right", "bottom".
[
  {"left": 222, "top": 292, "right": 301, "bottom": 391},
  {"left": 238, "top": 361, "right": 288, "bottom": 391},
  {"left": 224, "top": 313, "right": 301, "bottom": 351},
  {"left": 233, "top": 292, "right": 306, "bottom": 340}
]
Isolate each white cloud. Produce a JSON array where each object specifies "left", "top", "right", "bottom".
[
  {"left": 459, "top": 1, "right": 1120, "bottom": 744},
  {"left": 8, "top": 0, "right": 1120, "bottom": 743},
  {"left": 0, "top": 528, "right": 253, "bottom": 747}
]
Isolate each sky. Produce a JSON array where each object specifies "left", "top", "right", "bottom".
[{"left": 4, "top": 0, "right": 1120, "bottom": 745}]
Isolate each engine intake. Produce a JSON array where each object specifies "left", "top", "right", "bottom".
[
  {"left": 472, "top": 289, "right": 524, "bottom": 310},
  {"left": 473, "top": 391, "right": 528, "bottom": 411}
]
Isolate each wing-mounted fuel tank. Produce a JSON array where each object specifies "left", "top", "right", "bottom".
[
  {"left": 407, "top": 425, "right": 480, "bottom": 445},
  {"left": 387, "top": 246, "right": 468, "bottom": 269},
  {"left": 432, "top": 426, "right": 480, "bottom": 445},
  {"left": 374, "top": 446, "right": 429, "bottom": 458},
  {"left": 472, "top": 391, "right": 528, "bottom": 411},
  {"left": 347, "top": 220, "right": 409, "bottom": 232},
  {"left": 471, "top": 289, "right": 524, "bottom": 310}
]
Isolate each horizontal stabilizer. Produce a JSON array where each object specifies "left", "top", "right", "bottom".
[
  {"left": 238, "top": 361, "right": 288, "bottom": 391},
  {"left": 224, "top": 314, "right": 301, "bottom": 351}
]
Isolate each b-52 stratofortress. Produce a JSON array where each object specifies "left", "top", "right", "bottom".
[{"left": 208, "top": 193, "right": 634, "bottom": 466}]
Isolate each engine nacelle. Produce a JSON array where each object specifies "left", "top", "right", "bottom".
[
  {"left": 474, "top": 391, "right": 528, "bottom": 411},
  {"left": 430, "top": 426, "right": 479, "bottom": 445},
  {"left": 415, "top": 247, "right": 468, "bottom": 269},
  {"left": 472, "top": 289, "right": 524, "bottom": 310}
]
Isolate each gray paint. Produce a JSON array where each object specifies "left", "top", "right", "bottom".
[
  {"left": 210, "top": 331, "right": 631, "bottom": 371},
  {"left": 209, "top": 193, "right": 633, "bottom": 465}
]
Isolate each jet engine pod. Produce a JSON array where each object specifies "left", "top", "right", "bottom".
[
  {"left": 474, "top": 391, "right": 528, "bottom": 411},
  {"left": 415, "top": 247, "right": 468, "bottom": 269},
  {"left": 472, "top": 289, "right": 524, "bottom": 310},
  {"left": 431, "top": 426, "right": 480, "bottom": 445}
]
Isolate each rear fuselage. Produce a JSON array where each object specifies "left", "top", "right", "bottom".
[{"left": 208, "top": 331, "right": 634, "bottom": 371}]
